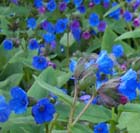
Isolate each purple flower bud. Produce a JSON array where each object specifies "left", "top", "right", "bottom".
[
  {"left": 82, "top": 31, "right": 91, "bottom": 40},
  {"left": 120, "top": 64, "right": 127, "bottom": 71},
  {"left": 59, "top": 2, "right": 67, "bottom": 12},
  {"left": 133, "top": 18, "right": 140, "bottom": 27},
  {"left": 11, "top": 0, "right": 19, "bottom": 4},
  {"left": 38, "top": 7, "right": 46, "bottom": 14},
  {"left": 89, "top": 2, "right": 94, "bottom": 8},
  {"left": 133, "top": 1, "right": 140, "bottom": 10},
  {"left": 119, "top": 95, "right": 128, "bottom": 105},
  {"left": 98, "top": 21, "right": 107, "bottom": 32},
  {"left": 50, "top": 41, "right": 56, "bottom": 49},
  {"left": 48, "top": 61, "right": 56, "bottom": 69},
  {"left": 103, "top": 2, "right": 109, "bottom": 8},
  {"left": 70, "top": 20, "right": 80, "bottom": 30},
  {"left": 80, "top": 95, "right": 91, "bottom": 101}
]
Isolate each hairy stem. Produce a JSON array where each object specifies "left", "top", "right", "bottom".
[
  {"left": 67, "top": 80, "right": 78, "bottom": 133},
  {"left": 72, "top": 95, "right": 94, "bottom": 126}
]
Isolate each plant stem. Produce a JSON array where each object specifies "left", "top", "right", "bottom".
[
  {"left": 49, "top": 114, "right": 59, "bottom": 133},
  {"left": 72, "top": 95, "right": 94, "bottom": 126},
  {"left": 67, "top": 32, "right": 70, "bottom": 66},
  {"left": 110, "top": 107, "right": 116, "bottom": 133},
  {"left": 67, "top": 80, "right": 78, "bottom": 132},
  {"left": 45, "top": 123, "right": 49, "bottom": 133}
]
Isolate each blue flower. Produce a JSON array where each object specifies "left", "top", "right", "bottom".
[
  {"left": 72, "top": 28, "right": 81, "bottom": 41},
  {"left": 96, "top": 51, "right": 114, "bottom": 74},
  {"left": 3, "top": 39, "right": 13, "bottom": 50},
  {"left": 123, "top": 11, "right": 133, "bottom": 22},
  {"left": 47, "top": 0, "right": 56, "bottom": 12},
  {"left": 27, "top": 18, "right": 36, "bottom": 29},
  {"left": 34, "top": 0, "right": 43, "bottom": 8},
  {"left": 32, "top": 56, "right": 48, "bottom": 70},
  {"left": 125, "top": 0, "right": 131, "bottom": 3},
  {"left": 109, "top": 2, "right": 121, "bottom": 20},
  {"left": 92, "top": 0, "right": 101, "bottom": 5},
  {"left": 41, "top": 21, "right": 55, "bottom": 33},
  {"left": 55, "top": 18, "right": 68, "bottom": 34},
  {"left": 77, "top": 5, "right": 86, "bottom": 14},
  {"left": 94, "top": 122, "right": 109, "bottom": 133},
  {"left": 43, "top": 33, "right": 55, "bottom": 43},
  {"left": 63, "top": 0, "right": 70, "bottom": 3},
  {"left": 32, "top": 98, "right": 55, "bottom": 124},
  {"left": 74, "top": 0, "right": 83, "bottom": 7},
  {"left": 9, "top": 87, "right": 28, "bottom": 114},
  {"left": 89, "top": 13, "right": 100, "bottom": 27},
  {"left": 28, "top": 39, "right": 39, "bottom": 50},
  {"left": 0, "top": 96, "right": 11, "bottom": 122},
  {"left": 112, "top": 44, "right": 124, "bottom": 58},
  {"left": 10, "top": 0, "right": 19, "bottom": 4},
  {"left": 118, "top": 69, "right": 138, "bottom": 100},
  {"left": 69, "top": 59, "right": 77, "bottom": 73}
]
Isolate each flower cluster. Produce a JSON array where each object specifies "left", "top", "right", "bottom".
[{"left": 0, "top": 87, "right": 55, "bottom": 124}]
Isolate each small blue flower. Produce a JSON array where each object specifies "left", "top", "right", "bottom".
[
  {"left": 32, "top": 98, "right": 55, "bottom": 124},
  {"left": 3, "top": 39, "right": 13, "bottom": 50},
  {"left": 77, "top": 5, "right": 86, "bottom": 14},
  {"left": 125, "top": 0, "right": 131, "bottom": 3},
  {"left": 96, "top": 51, "right": 114, "bottom": 74},
  {"left": 112, "top": 44, "right": 124, "bottom": 58},
  {"left": 41, "top": 21, "right": 55, "bottom": 33},
  {"left": 109, "top": 2, "right": 121, "bottom": 20},
  {"left": 9, "top": 87, "right": 28, "bottom": 114},
  {"left": 27, "top": 18, "right": 36, "bottom": 29},
  {"left": 63, "top": 0, "right": 70, "bottom": 3},
  {"left": 123, "top": 11, "right": 133, "bottom": 22},
  {"left": 118, "top": 69, "right": 138, "bottom": 100},
  {"left": 73, "top": 0, "right": 83, "bottom": 7},
  {"left": 34, "top": 0, "right": 43, "bottom": 8},
  {"left": 10, "top": 0, "right": 19, "bottom": 4},
  {"left": 43, "top": 33, "right": 55, "bottom": 43},
  {"left": 28, "top": 39, "right": 39, "bottom": 50},
  {"left": 32, "top": 56, "right": 48, "bottom": 70},
  {"left": 55, "top": 18, "right": 68, "bottom": 34},
  {"left": 89, "top": 13, "right": 100, "bottom": 27},
  {"left": 94, "top": 122, "right": 109, "bottom": 133},
  {"left": 72, "top": 28, "right": 81, "bottom": 41},
  {"left": 47, "top": 0, "right": 57, "bottom": 12},
  {"left": 0, "top": 96, "right": 11, "bottom": 122},
  {"left": 92, "top": 0, "right": 101, "bottom": 5},
  {"left": 69, "top": 59, "right": 77, "bottom": 73}
]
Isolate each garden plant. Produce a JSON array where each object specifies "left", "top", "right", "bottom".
[{"left": 1, "top": 0, "right": 140, "bottom": 133}]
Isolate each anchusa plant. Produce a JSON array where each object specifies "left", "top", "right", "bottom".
[{"left": 1, "top": 0, "right": 140, "bottom": 133}]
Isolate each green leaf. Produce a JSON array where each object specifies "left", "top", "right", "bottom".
[
  {"left": 28, "top": 67, "right": 71, "bottom": 99},
  {"left": 28, "top": 68, "right": 57, "bottom": 99},
  {"left": 115, "top": 29, "right": 140, "bottom": 41},
  {"left": 0, "top": 73, "right": 23, "bottom": 98},
  {"left": 60, "top": 32, "right": 75, "bottom": 47},
  {"left": 33, "top": 75, "right": 73, "bottom": 105},
  {"left": 101, "top": 27, "right": 134, "bottom": 56},
  {"left": 52, "top": 130, "right": 67, "bottom": 133},
  {"left": 0, "top": 115, "right": 44, "bottom": 133},
  {"left": 104, "top": 3, "right": 124, "bottom": 17},
  {"left": 119, "top": 103, "right": 140, "bottom": 112},
  {"left": 117, "top": 112, "right": 140, "bottom": 133},
  {"left": 71, "top": 124, "right": 93, "bottom": 133},
  {"left": 75, "top": 104, "right": 112, "bottom": 123}
]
